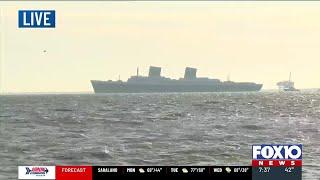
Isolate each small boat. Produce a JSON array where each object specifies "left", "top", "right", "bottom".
[{"left": 277, "top": 72, "right": 299, "bottom": 92}]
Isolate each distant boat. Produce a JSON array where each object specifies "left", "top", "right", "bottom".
[
  {"left": 91, "top": 66, "right": 263, "bottom": 93},
  {"left": 276, "top": 72, "right": 299, "bottom": 91}
]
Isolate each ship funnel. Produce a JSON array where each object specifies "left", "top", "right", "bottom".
[
  {"left": 184, "top": 67, "right": 197, "bottom": 80},
  {"left": 148, "top": 66, "right": 161, "bottom": 78}
]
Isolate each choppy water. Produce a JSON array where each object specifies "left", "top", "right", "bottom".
[{"left": 0, "top": 92, "right": 319, "bottom": 179}]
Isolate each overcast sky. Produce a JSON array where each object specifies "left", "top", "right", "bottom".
[{"left": 1, "top": 2, "right": 320, "bottom": 93}]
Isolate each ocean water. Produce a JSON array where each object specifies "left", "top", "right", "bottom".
[{"left": 0, "top": 92, "right": 319, "bottom": 179}]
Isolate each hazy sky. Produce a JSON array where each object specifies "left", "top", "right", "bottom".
[{"left": 1, "top": 2, "right": 320, "bottom": 93}]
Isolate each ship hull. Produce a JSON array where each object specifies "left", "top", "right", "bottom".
[{"left": 91, "top": 80, "right": 263, "bottom": 93}]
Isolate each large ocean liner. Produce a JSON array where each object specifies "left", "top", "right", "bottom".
[{"left": 91, "top": 66, "right": 263, "bottom": 93}]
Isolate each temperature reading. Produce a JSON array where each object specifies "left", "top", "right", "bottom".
[{"left": 285, "top": 167, "right": 295, "bottom": 173}]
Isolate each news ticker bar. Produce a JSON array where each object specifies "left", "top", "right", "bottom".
[
  {"left": 19, "top": 166, "right": 252, "bottom": 180},
  {"left": 92, "top": 166, "right": 251, "bottom": 177}
]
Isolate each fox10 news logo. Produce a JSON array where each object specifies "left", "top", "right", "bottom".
[
  {"left": 18, "top": 10, "right": 55, "bottom": 28},
  {"left": 252, "top": 144, "right": 302, "bottom": 167}
]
